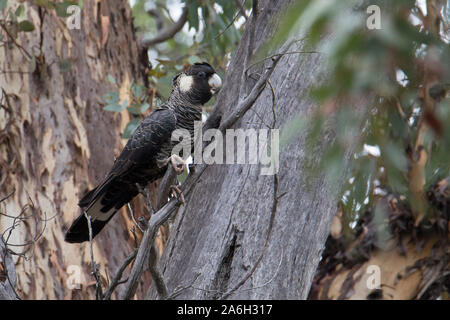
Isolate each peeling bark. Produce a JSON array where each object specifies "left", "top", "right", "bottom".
[{"left": 0, "top": 0, "right": 149, "bottom": 299}]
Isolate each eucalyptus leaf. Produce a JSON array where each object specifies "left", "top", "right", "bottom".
[
  {"left": 107, "top": 74, "right": 116, "bottom": 84},
  {"left": 15, "top": 4, "right": 24, "bottom": 17},
  {"left": 18, "top": 20, "right": 35, "bottom": 32},
  {"left": 103, "top": 91, "right": 119, "bottom": 104},
  {"left": 140, "top": 103, "right": 150, "bottom": 113},
  {"left": 104, "top": 103, "right": 125, "bottom": 112},
  {"left": 0, "top": 0, "right": 7, "bottom": 11}
]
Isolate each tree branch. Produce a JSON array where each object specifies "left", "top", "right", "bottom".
[
  {"left": 0, "top": 235, "right": 18, "bottom": 300},
  {"left": 141, "top": 7, "right": 188, "bottom": 48},
  {"left": 146, "top": 8, "right": 164, "bottom": 31},
  {"left": 84, "top": 212, "right": 103, "bottom": 300},
  {"left": 103, "top": 249, "right": 138, "bottom": 300},
  {"left": 218, "top": 53, "right": 282, "bottom": 131},
  {"left": 148, "top": 244, "right": 168, "bottom": 299},
  {"left": 121, "top": 54, "right": 282, "bottom": 300}
]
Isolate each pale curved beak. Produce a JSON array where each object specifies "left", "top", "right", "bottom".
[{"left": 208, "top": 73, "right": 222, "bottom": 94}]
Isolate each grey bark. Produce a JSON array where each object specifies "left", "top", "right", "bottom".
[
  {"left": 147, "top": 0, "right": 363, "bottom": 299},
  {"left": 0, "top": 236, "right": 17, "bottom": 300}
]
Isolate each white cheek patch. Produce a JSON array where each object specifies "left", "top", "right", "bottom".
[{"left": 179, "top": 74, "right": 194, "bottom": 93}]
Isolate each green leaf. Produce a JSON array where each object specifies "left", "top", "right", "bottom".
[
  {"left": 107, "top": 74, "right": 116, "bottom": 84},
  {"left": 140, "top": 103, "right": 150, "bottom": 113},
  {"left": 18, "top": 20, "right": 35, "bottom": 32},
  {"left": 187, "top": 1, "right": 199, "bottom": 31},
  {"left": 121, "top": 99, "right": 128, "bottom": 110},
  {"left": 127, "top": 106, "right": 141, "bottom": 115},
  {"left": 15, "top": 4, "right": 24, "bottom": 17},
  {"left": 122, "top": 118, "right": 141, "bottom": 139},
  {"left": 55, "top": 1, "right": 77, "bottom": 17},
  {"left": 384, "top": 143, "right": 407, "bottom": 172},
  {"left": 0, "top": 0, "right": 7, "bottom": 11},
  {"left": 103, "top": 103, "right": 124, "bottom": 112},
  {"left": 103, "top": 91, "right": 119, "bottom": 104},
  {"left": 131, "top": 84, "right": 143, "bottom": 98}
]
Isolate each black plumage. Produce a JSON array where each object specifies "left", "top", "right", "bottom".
[{"left": 65, "top": 63, "right": 222, "bottom": 243}]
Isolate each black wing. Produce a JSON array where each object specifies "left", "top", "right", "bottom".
[{"left": 65, "top": 108, "right": 176, "bottom": 243}]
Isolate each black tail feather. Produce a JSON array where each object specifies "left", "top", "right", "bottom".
[
  {"left": 78, "top": 187, "right": 98, "bottom": 207},
  {"left": 64, "top": 210, "right": 116, "bottom": 243},
  {"left": 65, "top": 179, "right": 138, "bottom": 243}
]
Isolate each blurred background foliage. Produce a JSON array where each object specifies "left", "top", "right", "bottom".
[
  {"left": 131, "top": 0, "right": 248, "bottom": 105},
  {"left": 274, "top": 0, "right": 449, "bottom": 244}
]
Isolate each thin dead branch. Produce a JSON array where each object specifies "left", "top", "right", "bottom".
[
  {"left": 141, "top": 7, "right": 188, "bottom": 48},
  {"left": 121, "top": 53, "right": 282, "bottom": 300},
  {"left": 84, "top": 212, "right": 103, "bottom": 300},
  {"left": 103, "top": 249, "right": 138, "bottom": 300}
]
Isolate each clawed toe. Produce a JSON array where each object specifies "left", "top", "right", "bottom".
[
  {"left": 169, "top": 185, "right": 185, "bottom": 205},
  {"left": 169, "top": 155, "right": 186, "bottom": 174}
]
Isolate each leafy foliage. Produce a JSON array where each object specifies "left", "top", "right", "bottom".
[
  {"left": 132, "top": 0, "right": 247, "bottom": 101},
  {"left": 103, "top": 75, "right": 154, "bottom": 139},
  {"left": 276, "top": 0, "right": 450, "bottom": 241}
]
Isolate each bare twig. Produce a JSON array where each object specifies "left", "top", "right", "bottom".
[
  {"left": 121, "top": 53, "right": 282, "bottom": 300},
  {"left": 127, "top": 203, "right": 144, "bottom": 233},
  {"left": 235, "top": 0, "right": 249, "bottom": 20},
  {"left": 0, "top": 193, "right": 51, "bottom": 259},
  {"left": 0, "top": 235, "right": 19, "bottom": 300},
  {"left": 141, "top": 7, "right": 188, "bottom": 48},
  {"left": 148, "top": 244, "right": 168, "bottom": 299},
  {"left": 156, "top": 164, "right": 177, "bottom": 210},
  {"left": 219, "top": 54, "right": 282, "bottom": 131},
  {"left": 120, "top": 196, "right": 181, "bottom": 299},
  {"left": 83, "top": 212, "right": 103, "bottom": 300},
  {"left": 136, "top": 183, "right": 155, "bottom": 215},
  {"left": 245, "top": 50, "right": 318, "bottom": 76},
  {"left": 215, "top": 0, "right": 248, "bottom": 40},
  {"left": 103, "top": 249, "right": 138, "bottom": 300},
  {"left": 164, "top": 273, "right": 201, "bottom": 300},
  {"left": 128, "top": 192, "right": 169, "bottom": 300},
  {"left": 0, "top": 22, "right": 33, "bottom": 60}
]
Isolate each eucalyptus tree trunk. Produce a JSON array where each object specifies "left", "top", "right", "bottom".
[
  {"left": 0, "top": 0, "right": 147, "bottom": 299},
  {"left": 147, "top": 0, "right": 366, "bottom": 300}
]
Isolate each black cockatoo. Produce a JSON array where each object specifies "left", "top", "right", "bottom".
[{"left": 65, "top": 63, "right": 222, "bottom": 243}]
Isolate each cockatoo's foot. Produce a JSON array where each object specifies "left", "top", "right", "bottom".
[
  {"left": 167, "top": 154, "right": 185, "bottom": 174},
  {"left": 169, "top": 185, "right": 185, "bottom": 205}
]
